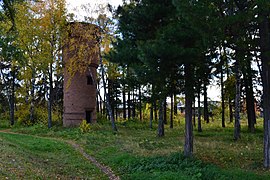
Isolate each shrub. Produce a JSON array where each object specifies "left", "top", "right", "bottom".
[
  {"left": 96, "top": 113, "right": 110, "bottom": 125},
  {"left": 14, "top": 105, "right": 63, "bottom": 127},
  {"left": 79, "top": 120, "right": 91, "bottom": 133},
  {"left": 16, "top": 107, "right": 32, "bottom": 126},
  {"left": 0, "top": 112, "right": 11, "bottom": 128}
]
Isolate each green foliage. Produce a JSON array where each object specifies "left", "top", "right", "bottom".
[
  {"left": 121, "top": 153, "right": 228, "bottom": 180},
  {"left": 15, "top": 105, "right": 62, "bottom": 127},
  {"left": 96, "top": 113, "right": 111, "bottom": 125},
  {"left": 224, "top": 75, "right": 236, "bottom": 100},
  {"left": 79, "top": 120, "right": 91, "bottom": 133},
  {"left": 16, "top": 107, "right": 31, "bottom": 126},
  {"left": 120, "top": 152, "right": 269, "bottom": 179},
  {"left": 0, "top": 113, "right": 10, "bottom": 129}
]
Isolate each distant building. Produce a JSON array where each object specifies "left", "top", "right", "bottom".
[{"left": 63, "top": 22, "right": 99, "bottom": 127}]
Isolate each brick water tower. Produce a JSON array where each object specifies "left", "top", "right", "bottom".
[{"left": 63, "top": 22, "right": 99, "bottom": 127}]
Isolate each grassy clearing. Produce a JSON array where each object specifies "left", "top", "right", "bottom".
[
  {"left": 0, "top": 132, "right": 106, "bottom": 179},
  {"left": 4, "top": 116, "right": 270, "bottom": 179}
]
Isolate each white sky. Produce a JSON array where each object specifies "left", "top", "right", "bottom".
[
  {"left": 67, "top": 0, "right": 123, "bottom": 8},
  {"left": 208, "top": 84, "right": 221, "bottom": 101},
  {"left": 66, "top": 0, "right": 123, "bottom": 19},
  {"left": 67, "top": 0, "right": 122, "bottom": 7}
]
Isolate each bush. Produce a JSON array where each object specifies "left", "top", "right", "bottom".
[
  {"left": 14, "top": 105, "right": 62, "bottom": 127},
  {"left": 0, "top": 112, "right": 11, "bottom": 128},
  {"left": 16, "top": 107, "right": 32, "bottom": 126},
  {"left": 79, "top": 120, "right": 91, "bottom": 133},
  {"left": 96, "top": 113, "right": 110, "bottom": 125}
]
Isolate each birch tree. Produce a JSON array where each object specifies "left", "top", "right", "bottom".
[
  {"left": 15, "top": 0, "right": 66, "bottom": 126},
  {"left": 0, "top": 0, "right": 24, "bottom": 125}
]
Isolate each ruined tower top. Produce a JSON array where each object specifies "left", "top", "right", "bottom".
[{"left": 65, "top": 22, "right": 99, "bottom": 71}]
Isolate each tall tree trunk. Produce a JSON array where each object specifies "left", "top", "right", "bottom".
[
  {"left": 174, "top": 93, "right": 178, "bottom": 115},
  {"left": 184, "top": 64, "right": 194, "bottom": 157},
  {"left": 132, "top": 89, "right": 136, "bottom": 118},
  {"left": 221, "top": 57, "right": 225, "bottom": 128},
  {"left": 193, "top": 99, "right": 196, "bottom": 127},
  {"left": 157, "top": 99, "right": 165, "bottom": 137},
  {"left": 203, "top": 82, "right": 209, "bottom": 123},
  {"left": 259, "top": 10, "right": 270, "bottom": 168},
  {"left": 154, "top": 100, "right": 157, "bottom": 121},
  {"left": 48, "top": 63, "right": 53, "bottom": 128},
  {"left": 100, "top": 95, "right": 103, "bottom": 115},
  {"left": 96, "top": 79, "right": 100, "bottom": 114},
  {"left": 99, "top": 48, "right": 117, "bottom": 132},
  {"left": 1, "top": 67, "right": 15, "bottom": 126},
  {"left": 150, "top": 103, "right": 153, "bottom": 129},
  {"left": 255, "top": 53, "right": 263, "bottom": 80},
  {"left": 10, "top": 70, "right": 15, "bottom": 126},
  {"left": 108, "top": 79, "right": 115, "bottom": 120},
  {"left": 128, "top": 90, "right": 131, "bottom": 119},
  {"left": 30, "top": 72, "right": 35, "bottom": 124},
  {"left": 139, "top": 86, "right": 142, "bottom": 120},
  {"left": 170, "top": 93, "right": 174, "bottom": 129},
  {"left": 225, "top": 54, "right": 233, "bottom": 123},
  {"left": 115, "top": 90, "right": 118, "bottom": 121},
  {"left": 198, "top": 82, "right": 202, "bottom": 132},
  {"left": 164, "top": 98, "right": 167, "bottom": 124},
  {"left": 103, "top": 91, "right": 106, "bottom": 115},
  {"left": 115, "top": 105, "right": 118, "bottom": 121},
  {"left": 229, "top": 101, "right": 233, "bottom": 123},
  {"left": 234, "top": 59, "right": 241, "bottom": 140},
  {"left": 123, "top": 84, "right": 126, "bottom": 120},
  {"left": 243, "top": 61, "right": 256, "bottom": 133}
]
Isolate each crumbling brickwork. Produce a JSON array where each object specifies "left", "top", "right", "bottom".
[{"left": 63, "top": 22, "right": 99, "bottom": 127}]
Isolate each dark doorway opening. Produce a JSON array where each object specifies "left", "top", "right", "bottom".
[
  {"left": 86, "top": 111, "right": 92, "bottom": 123},
  {"left": 87, "top": 75, "right": 93, "bottom": 85}
]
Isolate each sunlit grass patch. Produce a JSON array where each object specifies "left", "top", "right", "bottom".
[{"left": 0, "top": 132, "right": 106, "bottom": 179}]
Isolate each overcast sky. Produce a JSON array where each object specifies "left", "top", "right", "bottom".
[
  {"left": 67, "top": 0, "right": 123, "bottom": 7},
  {"left": 66, "top": 0, "right": 123, "bottom": 16}
]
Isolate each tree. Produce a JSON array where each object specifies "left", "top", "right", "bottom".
[
  {"left": 113, "top": 0, "right": 178, "bottom": 136},
  {"left": 173, "top": 0, "right": 223, "bottom": 156},
  {"left": 97, "top": 13, "right": 119, "bottom": 131},
  {"left": 184, "top": 63, "right": 194, "bottom": 156},
  {"left": 38, "top": 0, "right": 66, "bottom": 128},
  {"left": 224, "top": 75, "right": 236, "bottom": 123},
  {"left": 197, "top": 78, "right": 202, "bottom": 132},
  {"left": 234, "top": 58, "right": 241, "bottom": 140},
  {"left": 0, "top": 0, "right": 24, "bottom": 126},
  {"left": 258, "top": 0, "right": 270, "bottom": 168},
  {"left": 14, "top": 0, "right": 66, "bottom": 127},
  {"left": 242, "top": 55, "right": 256, "bottom": 133}
]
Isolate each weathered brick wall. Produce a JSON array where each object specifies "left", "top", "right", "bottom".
[{"left": 63, "top": 23, "right": 98, "bottom": 127}]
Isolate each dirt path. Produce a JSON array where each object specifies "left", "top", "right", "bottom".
[
  {"left": 67, "top": 141, "right": 120, "bottom": 180},
  {"left": 0, "top": 129, "right": 120, "bottom": 180}
]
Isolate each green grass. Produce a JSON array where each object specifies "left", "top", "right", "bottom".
[
  {"left": 0, "top": 132, "right": 106, "bottom": 179},
  {"left": 2, "top": 117, "right": 270, "bottom": 179}
]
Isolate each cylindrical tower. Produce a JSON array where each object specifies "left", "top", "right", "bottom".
[{"left": 63, "top": 22, "right": 99, "bottom": 127}]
